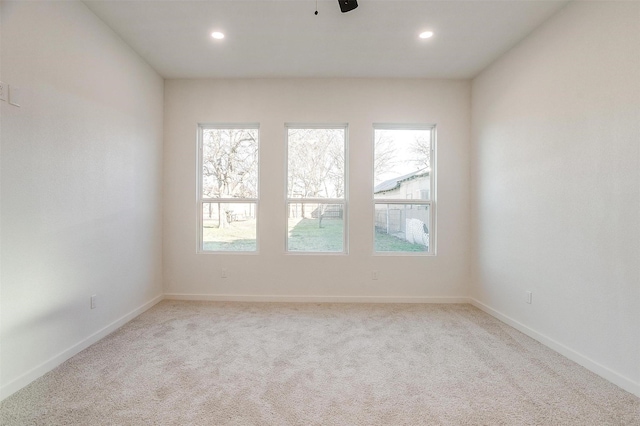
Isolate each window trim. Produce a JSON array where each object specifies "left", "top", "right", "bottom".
[
  {"left": 285, "top": 123, "right": 349, "bottom": 254},
  {"left": 372, "top": 123, "right": 436, "bottom": 256},
  {"left": 196, "top": 123, "right": 260, "bottom": 254}
]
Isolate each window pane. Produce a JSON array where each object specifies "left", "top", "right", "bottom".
[
  {"left": 202, "top": 128, "right": 258, "bottom": 199},
  {"left": 288, "top": 203, "right": 344, "bottom": 252},
  {"left": 203, "top": 202, "right": 257, "bottom": 251},
  {"left": 287, "top": 128, "right": 345, "bottom": 199},
  {"left": 374, "top": 129, "right": 431, "bottom": 200},
  {"left": 374, "top": 203, "right": 429, "bottom": 253}
]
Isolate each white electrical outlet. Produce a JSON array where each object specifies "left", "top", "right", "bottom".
[
  {"left": 526, "top": 291, "right": 532, "bottom": 304},
  {"left": 91, "top": 294, "right": 97, "bottom": 309},
  {"left": 221, "top": 269, "right": 228, "bottom": 278},
  {"left": 372, "top": 271, "right": 378, "bottom": 280},
  {"left": 0, "top": 81, "right": 7, "bottom": 102}
]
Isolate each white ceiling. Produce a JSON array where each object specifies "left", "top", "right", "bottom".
[{"left": 84, "top": 0, "right": 568, "bottom": 79}]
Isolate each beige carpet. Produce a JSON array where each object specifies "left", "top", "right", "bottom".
[{"left": 1, "top": 301, "right": 638, "bottom": 425}]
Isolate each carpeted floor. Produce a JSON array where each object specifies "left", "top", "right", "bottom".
[{"left": 1, "top": 301, "right": 639, "bottom": 425}]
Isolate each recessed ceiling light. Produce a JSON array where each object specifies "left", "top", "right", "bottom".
[
  {"left": 211, "top": 32, "right": 225, "bottom": 40},
  {"left": 419, "top": 31, "right": 434, "bottom": 39}
]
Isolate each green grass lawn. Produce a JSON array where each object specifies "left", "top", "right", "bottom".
[
  {"left": 287, "top": 218, "right": 344, "bottom": 252},
  {"left": 203, "top": 218, "right": 257, "bottom": 251},
  {"left": 203, "top": 217, "right": 426, "bottom": 253},
  {"left": 374, "top": 230, "right": 428, "bottom": 252}
]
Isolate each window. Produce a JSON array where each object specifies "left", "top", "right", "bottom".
[
  {"left": 198, "top": 124, "right": 259, "bottom": 252},
  {"left": 373, "top": 125, "right": 435, "bottom": 254},
  {"left": 286, "top": 125, "right": 347, "bottom": 253}
]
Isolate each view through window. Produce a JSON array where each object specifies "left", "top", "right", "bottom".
[
  {"left": 374, "top": 125, "right": 434, "bottom": 254},
  {"left": 286, "top": 125, "right": 347, "bottom": 253},
  {"left": 199, "top": 125, "right": 259, "bottom": 252}
]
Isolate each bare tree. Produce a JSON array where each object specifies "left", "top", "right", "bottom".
[
  {"left": 374, "top": 131, "right": 398, "bottom": 183},
  {"left": 288, "top": 128, "right": 344, "bottom": 227},
  {"left": 409, "top": 134, "right": 431, "bottom": 170},
  {"left": 202, "top": 128, "right": 258, "bottom": 228},
  {"left": 288, "top": 128, "right": 343, "bottom": 198}
]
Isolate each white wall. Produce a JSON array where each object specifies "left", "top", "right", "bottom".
[
  {"left": 0, "top": 1, "right": 164, "bottom": 398},
  {"left": 471, "top": 1, "right": 640, "bottom": 395},
  {"left": 164, "top": 79, "right": 470, "bottom": 301}
]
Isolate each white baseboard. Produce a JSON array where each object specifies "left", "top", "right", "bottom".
[
  {"left": 164, "top": 293, "right": 470, "bottom": 304},
  {"left": 470, "top": 298, "right": 640, "bottom": 398},
  {"left": 0, "top": 294, "right": 164, "bottom": 401}
]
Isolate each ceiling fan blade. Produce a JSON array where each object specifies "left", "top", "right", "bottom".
[{"left": 338, "top": 0, "right": 358, "bottom": 13}]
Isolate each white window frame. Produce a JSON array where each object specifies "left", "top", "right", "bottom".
[
  {"left": 373, "top": 123, "right": 436, "bottom": 256},
  {"left": 285, "top": 123, "right": 349, "bottom": 255},
  {"left": 197, "top": 123, "right": 260, "bottom": 254}
]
